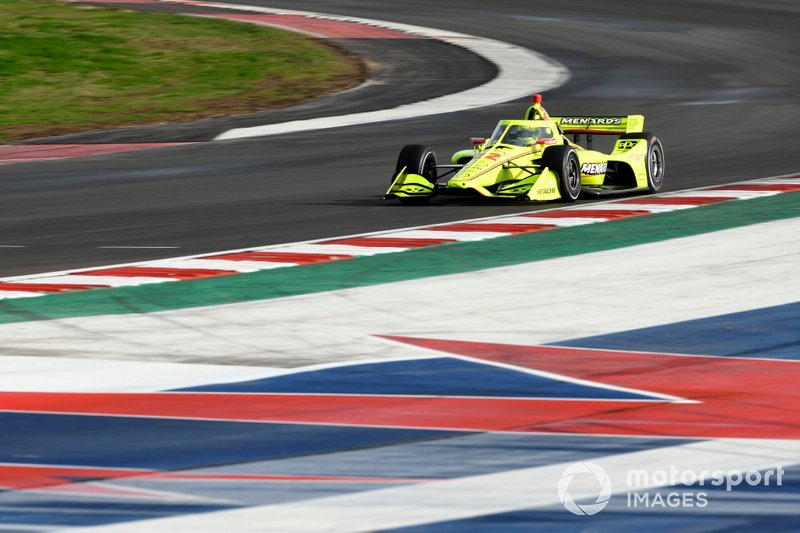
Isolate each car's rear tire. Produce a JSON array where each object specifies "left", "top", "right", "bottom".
[
  {"left": 394, "top": 144, "right": 437, "bottom": 184},
  {"left": 620, "top": 133, "right": 665, "bottom": 192},
  {"left": 543, "top": 145, "right": 581, "bottom": 202}
]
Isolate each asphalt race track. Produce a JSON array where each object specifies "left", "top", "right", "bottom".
[
  {"left": 0, "top": 2, "right": 799, "bottom": 530},
  {"left": 1, "top": 0, "right": 798, "bottom": 278}
]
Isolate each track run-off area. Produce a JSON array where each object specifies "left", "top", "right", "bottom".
[
  {"left": 1, "top": 185, "right": 798, "bottom": 531},
  {"left": 0, "top": 0, "right": 799, "bottom": 531}
]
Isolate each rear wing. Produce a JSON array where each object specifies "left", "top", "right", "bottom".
[{"left": 551, "top": 115, "right": 644, "bottom": 135}]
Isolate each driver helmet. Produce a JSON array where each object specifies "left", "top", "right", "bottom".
[{"left": 517, "top": 127, "right": 540, "bottom": 146}]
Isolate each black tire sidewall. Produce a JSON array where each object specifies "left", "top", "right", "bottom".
[
  {"left": 544, "top": 145, "right": 581, "bottom": 202},
  {"left": 563, "top": 150, "right": 581, "bottom": 200},
  {"left": 646, "top": 137, "right": 665, "bottom": 192},
  {"left": 395, "top": 144, "right": 437, "bottom": 183}
]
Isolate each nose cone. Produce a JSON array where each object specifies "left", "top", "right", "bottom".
[{"left": 447, "top": 178, "right": 471, "bottom": 189}]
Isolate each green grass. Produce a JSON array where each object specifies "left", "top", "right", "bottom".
[{"left": 0, "top": 0, "right": 364, "bottom": 142}]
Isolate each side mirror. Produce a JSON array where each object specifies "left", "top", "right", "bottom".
[{"left": 471, "top": 137, "right": 486, "bottom": 145}]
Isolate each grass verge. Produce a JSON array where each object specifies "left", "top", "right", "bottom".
[{"left": 0, "top": 0, "right": 365, "bottom": 142}]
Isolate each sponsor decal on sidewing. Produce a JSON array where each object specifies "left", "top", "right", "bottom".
[
  {"left": 561, "top": 117, "right": 623, "bottom": 126},
  {"left": 581, "top": 162, "right": 607, "bottom": 175}
]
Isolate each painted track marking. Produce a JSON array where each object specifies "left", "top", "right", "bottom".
[
  {"left": 61, "top": 438, "right": 800, "bottom": 533},
  {"left": 0, "top": 143, "right": 193, "bottom": 166},
  {"left": 0, "top": 173, "right": 797, "bottom": 300}
]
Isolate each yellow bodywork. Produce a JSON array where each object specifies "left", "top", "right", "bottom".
[
  {"left": 444, "top": 143, "right": 561, "bottom": 200},
  {"left": 385, "top": 95, "right": 658, "bottom": 202},
  {"left": 386, "top": 167, "right": 436, "bottom": 199}
]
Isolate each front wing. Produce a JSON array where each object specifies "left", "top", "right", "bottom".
[{"left": 386, "top": 166, "right": 563, "bottom": 201}]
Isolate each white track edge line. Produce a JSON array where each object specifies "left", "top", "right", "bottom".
[{"left": 153, "top": 0, "right": 570, "bottom": 141}]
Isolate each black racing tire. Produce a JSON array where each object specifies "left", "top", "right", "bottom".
[
  {"left": 394, "top": 144, "right": 437, "bottom": 184},
  {"left": 542, "top": 145, "right": 581, "bottom": 202},
  {"left": 620, "top": 133, "right": 665, "bottom": 192},
  {"left": 393, "top": 145, "right": 437, "bottom": 205}
]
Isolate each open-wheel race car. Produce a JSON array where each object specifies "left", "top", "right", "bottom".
[{"left": 385, "top": 94, "right": 664, "bottom": 204}]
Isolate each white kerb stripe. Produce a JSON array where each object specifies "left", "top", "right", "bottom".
[
  {"left": 0, "top": 291, "right": 43, "bottom": 299},
  {"left": 575, "top": 203, "right": 695, "bottom": 212},
  {"left": 0, "top": 356, "right": 287, "bottom": 393},
  {"left": 509, "top": 216, "right": 605, "bottom": 226},
  {"left": 377, "top": 230, "right": 502, "bottom": 241},
  {"left": 256, "top": 243, "right": 406, "bottom": 255},
  {"left": 473, "top": 216, "right": 554, "bottom": 225},
  {"left": 9, "top": 275, "right": 177, "bottom": 287},
  {"left": 666, "top": 190, "right": 780, "bottom": 199},
  {"left": 144, "top": 258, "right": 294, "bottom": 272},
  {"left": 755, "top": 178, "right": 800, "bottom": 184}
]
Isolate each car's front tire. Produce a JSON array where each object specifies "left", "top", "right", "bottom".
[
  {"left": 393, "top": 144, "right": 437, "bottom": 205},
  {"left": 394, "top": 144, "right": 437, "bottom": 184},
  {"left": 543, "top": 145, "right": 581, "bottom": 202}
]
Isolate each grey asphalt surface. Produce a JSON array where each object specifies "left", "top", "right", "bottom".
[{"left": 1, "top": 0, "right": 798, "bottom": 276}]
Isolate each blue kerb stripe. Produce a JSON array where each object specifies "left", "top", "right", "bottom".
[
  {"left": 555, "top": 302, "right": 800, "bottom": 360},
  {"left": 0, "top": 502, "right": 229, "bottom": 528},
  {"left": 0, "top": 413, "right": 466, "bottom": 470},
  {"left": 389, "top": 507, "right": 800, "bottom": 533},
  {"left": 176, "top": 357, "right": 653, "bottom": 400}
]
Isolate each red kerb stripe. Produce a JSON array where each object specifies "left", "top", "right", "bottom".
[
  {"left": 208, "top": 14, "right": 417, "bottom": 39},
  {"left": 619, "top": 196, "right": 731, "bottom": 205},
  {"left": 0, "top": 282, "right": 109, "bottom": 293},
  {"left": 79, "top": 267, "right": 236, "bottom": 279},
  {"left": 527, "top": 209, "right": 651, "bottom": 219},
  {"left": 428, "top": 223, "right": 556, "bottom": 234}
]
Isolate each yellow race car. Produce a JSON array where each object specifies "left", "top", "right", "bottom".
[{"left": 385, "top": 94, "right": 664, "bottom": 204}]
